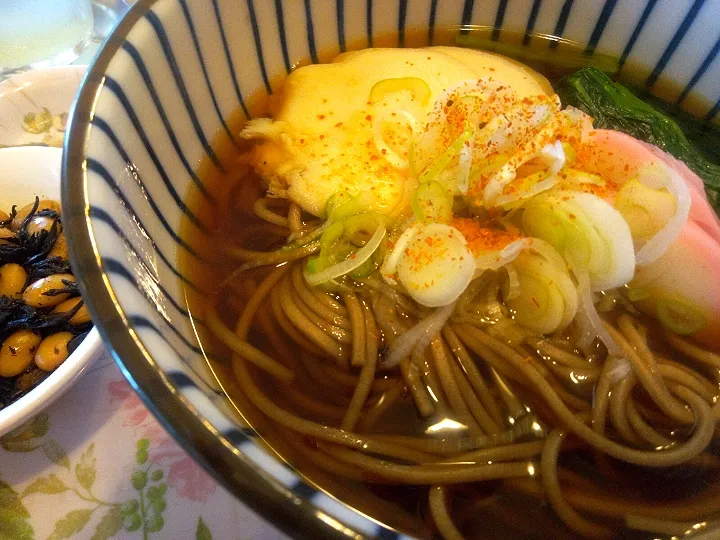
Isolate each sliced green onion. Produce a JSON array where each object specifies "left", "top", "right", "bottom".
[
  {"left": 522, "top": 191, "right": 635, "bottom": 291},
  {"left": 326, "top": 191, "right": 374, "bottom": 221},
  {"left": 522, "top": 200, "right": 590, "bottom": 267},
  {"left": 305, "top": 257, "right": 324, "bottom": 275},
  {"left": 395, "top": 224, "right": 475, "bottom": 307},
  {"left": 566, "top": 198, "right": 613, "bottom": 278},
  {"left": 656, "top": 295, "right": 708, "bottom": 335},
  {"left": 494, "top": 172, "right": 560, "bottom": 208},
  {"left": 481, "top": 109, "right": 556, "bottom": 204},
  {"left": 504, "top": 263, "right": 521, "bottom": 301},
  {"left": 324, "top": 193, "right": 342, "bottom": 217},
  {"left": 631, "top": 164, "right": 691, "bottom": 266},
  {"left": 626, "top": 287, "right": 650, "bottom": 302},
  {"left": 350, "top": 256, "right": 378, "bottom": 279},
  {"left": 305, "top": 225, "right": 386, "bottom": 286},
  {"left": 474, "top": 238, "right": 533, "bottom": 273},
  {"left": 469, "top": 154, "right": 507, "bottom": 181},
  {"left": 457, "top": 129, "right": 475, "bottom": 194},
  {"left": 504, "top": 249, "right": 577, "bottom": 334},
  {"left": 560, "top": 168, "right": 604, "bottom": 188},
  {"left": 574, "top": 272, "right": 625, "bottom": 357},
  {"left": 306, "top": 221, "right": 344, "bottom": 273},
  {"left": 380, "top": 224, "right": 420, "bottom": 284},
  {"left": 320, "top": 221, "right": 345, "bottom": 250},
  {"left": 408, "top": 137, "right": 417, "bottom": 176},
  {"left": 369, "top": 77, "right": 431, "bottom": 106},
  {"left": 418, "top": 123, "right": 474, "bottom": 185},
  {"left": 307, "top": 211, "right": 385, "bottom": 277},
  {"left": 411, "top": 180, "right": 453, "bottom": 224},
  {"left": 561, "top": 142, "right": 576, "bottom": 164},
  {"left": 615, "top": 177, "right": 677, "bottom": 240},
  {"left": 342, "top": 213, "right": 385, "bottom": 244},
  {"left": 383, "top": 301, "right": 458, "bottom": 368},
  {"left": 372, "top": 109, "right": 418, "bottom": 170},
  {"left": 509, "top": 271, "right": 552, "bottom": 319}
]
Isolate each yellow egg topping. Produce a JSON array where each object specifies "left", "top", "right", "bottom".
[{"left": 242, "top": 47, "right": 551, "bottom": 217}]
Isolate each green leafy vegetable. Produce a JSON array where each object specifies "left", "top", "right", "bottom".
[
  {"left": 557, "top": 67, "right": 720, "bottom": 213},
  {"left": 631, "top": 91, "right": 720, "bottom": 165}
]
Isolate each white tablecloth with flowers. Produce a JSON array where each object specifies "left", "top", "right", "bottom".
[{"left": 0, "top": 354, "right": 290, "bottom": 540}]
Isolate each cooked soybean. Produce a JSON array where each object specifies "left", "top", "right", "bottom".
[
  {"left": 53, "top": 297, "right": 90, "bottom": 325},
  {"left": 35, "top": 331, "right": 72, "bottom": 371},
  {"left": 48, "top": 233, "right": 68, "bottom": 260},
  {"left": 0, "top": 228, "right": 15, "bottom": 243},
  {"left": 26, "top": 215, "right": 58, "bottom": 235},
  {"left": 0, "top": 264, "right": 27, "bottom": 299},
  {"left": 12, "top": 199, "right": 60, "bottom": 231},
  {"left": 0, "top": 329, "right": 42, "bottom": 377},
  {"left": 22, "top": 273, "right": 76, "bottom": 308}
]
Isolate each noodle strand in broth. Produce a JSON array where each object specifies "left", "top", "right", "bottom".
[{"left": 190, "top": 198, "right": 720, "bottom": 538}]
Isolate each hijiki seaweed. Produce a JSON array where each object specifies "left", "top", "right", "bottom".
[{"left": 0, "top": 197, "right": 90, "bottom": 410}]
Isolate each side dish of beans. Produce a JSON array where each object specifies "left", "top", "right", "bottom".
[{"left": 0, "top": 197, "right": 91, "bottom": 410}]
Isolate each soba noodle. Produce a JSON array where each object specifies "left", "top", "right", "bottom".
[{"left": 197, "top": 195, "right": 720, "bottom": 539}]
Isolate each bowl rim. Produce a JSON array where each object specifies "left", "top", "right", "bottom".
[
  {"left": 62, "top": 2, "right": 378, "bottom": 538},
  {"left": 0, "top": 146, "right": 103, "bottom": 437}
]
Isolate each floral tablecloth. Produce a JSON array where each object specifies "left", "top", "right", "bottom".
[{"left": 0, "top": 354, "right": 289, "bottom": 540}]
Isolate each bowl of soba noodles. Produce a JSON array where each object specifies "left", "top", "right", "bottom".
[{"left": 62, "top": 0, "right": 720, "bottom": 538}]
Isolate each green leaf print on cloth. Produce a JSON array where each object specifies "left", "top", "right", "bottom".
[
  {"left": 75, "top": 444, "right": 96, "bottom": 491},
  {"left": 22, "top": 474, "right": 69, "bottom": 497},
  {"left": 1, "top": 413, "right": 49, "bottom": 453},
  {"left": 90, "top": 507, "right": 123, "bottom": 540},
  {"left": 1, "top": 417, "right": 172, "bottom": 539},
  {"left": 0, "top": 479, "right": 33, "bottom": 540},
  {"left": 48, "top": 509, "right": 94, "bottom": 540},
  {"left": 121, "top": 439, "right": 168, "bottom": 539},
  {"left": 196, "top": 516, "right": 212, "bottom": 540},
  {"left": 42, "top": 440, "right": 70, "bottom": 470}
]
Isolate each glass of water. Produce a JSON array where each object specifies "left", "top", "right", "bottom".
[{"left": 0, "top": 0, "right": 94, "bottom": 76}]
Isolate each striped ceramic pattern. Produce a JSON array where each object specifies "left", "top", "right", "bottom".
[{"left": 64, "top": 0, "right": 720, "bottom": 537}]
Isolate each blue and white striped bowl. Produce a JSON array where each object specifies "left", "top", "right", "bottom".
[{"left": 63, "top": 0, "right": 720, "bottom": 537}]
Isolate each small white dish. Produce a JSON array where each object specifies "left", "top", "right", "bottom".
[
  {"left": 0, "top": 65, "right": 86, "bottom": 148},
  {"left": 0, "top": 146, "right": 103, "bottom": 436}
]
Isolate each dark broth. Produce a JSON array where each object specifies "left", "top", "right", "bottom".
[{"left": 179, "top": 29, "right": 720, "bottom": 539}]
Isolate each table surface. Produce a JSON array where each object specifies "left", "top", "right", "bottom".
[{"left": 0, "top": 2, "right": 291, "bottom": 539}]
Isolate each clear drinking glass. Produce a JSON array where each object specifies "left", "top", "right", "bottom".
[{"left": 0, "top": 0, "right": 94, "bottom": 76}]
